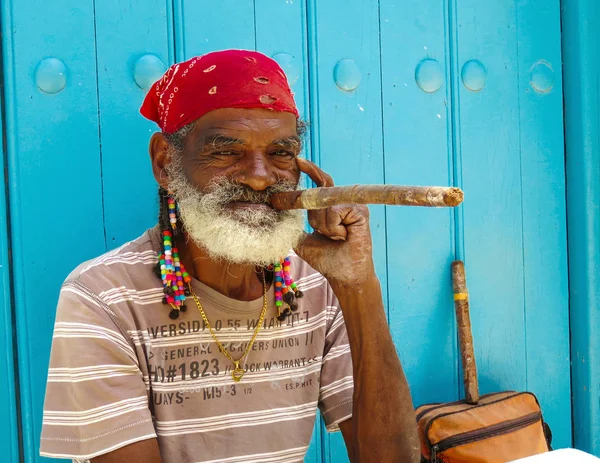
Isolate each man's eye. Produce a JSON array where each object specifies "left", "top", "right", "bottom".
[
  {"left": 272, "top": 150, "right": 294, "bottom": 157},
  {"left": 214, "top": 151, "right": 237, "bottom": 156}
]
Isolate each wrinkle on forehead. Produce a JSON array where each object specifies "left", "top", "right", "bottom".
[
  {"left": 195, "top": 108, "right": 297, "bottom": 132},
  {"left": 199, "top": 117, "right": 294, "bottom": 135},
  {"left": 191, "top": 109, "right": 298, "bottom": 148}
]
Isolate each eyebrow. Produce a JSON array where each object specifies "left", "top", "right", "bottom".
[
  {"left": 196, "top": 133, "right": 303, "bottom": 153},
  {"left": 198, "top": 134, "right": 245, "bottom": 153},
  {"left": 272, "top": 136, "right": 302, "bottom": 151}
]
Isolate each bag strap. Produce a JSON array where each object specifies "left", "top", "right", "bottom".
[{"left": 452, "top": 260, "right": 480, "bottom": 404}]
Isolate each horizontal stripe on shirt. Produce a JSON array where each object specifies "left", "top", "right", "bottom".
[
  {"left": 43, "top": 396, "right": 149, "bottom": 426},
  {"left": 155, "top": 401, "right": 318, "bottom": 436}
]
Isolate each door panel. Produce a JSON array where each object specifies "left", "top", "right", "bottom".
[
  {"left": 516, "top": 0, "right": 570, "bottom": 449},
  {"left": 95, "top": 0, "right": 175, "bottom": 247},
  {"left": 3, "top": 2, "right": 105, "bottom": 462},
  {"left": 380, "top": 0, "right": 458, "bottom": 409},
  {"left": 455, "top": 0, "right": 570, "bottom": 448},
  {"left": 0, "top": 34, "right": 20, "bottom": 460}
]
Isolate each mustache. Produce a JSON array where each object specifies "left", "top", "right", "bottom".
[{"left": 206, "top": 178, "right": 299, "bottom": 205}]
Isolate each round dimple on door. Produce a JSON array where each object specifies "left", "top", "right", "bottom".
[
  {"left": 35, "top": 58, "right": 68, "bottom": 94},
  {"left": 415, "top": 59, "right": 444, "bottom": 93},
  {"left": 461, "top": 60, "right": 487, "bottom": 92},
  {"left": 133, "top": 54, "right": 167, "bottom": 91},
  {"left": 530, "top": 61, "right": 554, "bottom": 93},
  {"left": 334, "top": 59, "right": 362, "bottom": 92}
]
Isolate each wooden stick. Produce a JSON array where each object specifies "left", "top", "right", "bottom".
[
  {"left": 452, "top": 260, "right": 479, "bottom": 405},
  {"left": 270, "top": 185, "right": 463, "bottom": 210}
]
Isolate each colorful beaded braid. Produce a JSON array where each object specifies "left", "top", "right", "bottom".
[
  {"left": 158, "top": 230, "right": 192, "bottom": 319},
  {"left": 156, "top": 189, "right": 190, "bottom": 319},
  {"left": 156, "top": 188, "right": 302, "bottom": 320},
  {"left": 168, "top": 195, "right": 178, "bottom": 228},
  {"left": 274, "top": 257, "right": 303, "bottom": 321}
]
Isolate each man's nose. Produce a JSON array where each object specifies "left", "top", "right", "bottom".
[{"left": 235, "top": 152, "right": 276, "bottom": 191}]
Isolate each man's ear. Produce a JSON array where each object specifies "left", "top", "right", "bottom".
[{"left": 149, "top": 132, "right": 172, "bottom": 190}]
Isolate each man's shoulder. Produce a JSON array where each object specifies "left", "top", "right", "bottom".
[{"left": 66, "top": 227, "right": 159, "bottom": 288}]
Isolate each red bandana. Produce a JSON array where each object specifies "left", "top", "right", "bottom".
[{"left": 140, "top": 50, "right": 299, "bottom": 134}]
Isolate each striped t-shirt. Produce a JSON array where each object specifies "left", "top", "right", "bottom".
[{"left": 40, "top": 226, "right": 354, "bottom": 463}]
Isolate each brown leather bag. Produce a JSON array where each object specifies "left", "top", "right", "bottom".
[{"left": 416, "top": 261, "right": 552, "bottom": 463}]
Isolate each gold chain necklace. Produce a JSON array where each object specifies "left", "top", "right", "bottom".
[{"left": 188, "top": 272, "right": 268, "bottom": 382}]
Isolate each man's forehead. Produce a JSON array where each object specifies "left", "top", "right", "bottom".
[
  {"left": 196, "top": 108, "right": 296, "bottom": 127},
  {"left": 191, "top": 108, "right": 299, "bottom": 143}
]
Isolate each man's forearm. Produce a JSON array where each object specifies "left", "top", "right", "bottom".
[{"left": 330, "top": 275, "right": 420, "bottom": 463}]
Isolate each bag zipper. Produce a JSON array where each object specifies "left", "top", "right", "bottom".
[
  {"left": 430, "top": 411, "right": 542, "bottom": 462},
  {"left": 424, "top": 391, "right": 527, "bottom": 449},
  {"left": 416, "top": 391, "right": 515, "bottom": 422}
]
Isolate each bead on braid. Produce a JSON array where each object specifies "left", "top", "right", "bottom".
[
  {"left": 159, "top": 231, "right": 188, "bottom": 319},
  {"left": 274, "top": 261, "right": 285, "bottom": 321},
  {"left": 156, "top": 189, "right": 191, "bottom": 319},
  {"left": 273, "top": 256, "right": 301, "bottom": 321}
]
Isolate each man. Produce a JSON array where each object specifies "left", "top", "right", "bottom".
[{"left": 40, "top": 50, "right": 419, "bottom": 463}]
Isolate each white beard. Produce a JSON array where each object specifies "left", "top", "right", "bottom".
[{"left": 166, "top": 160, "right": 305, "bottom": 267}]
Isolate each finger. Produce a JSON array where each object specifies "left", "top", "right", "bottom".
[
  {"left": 297, "top": 158, "right": 333, "bottom": 232},
  {"left": 307, "top": 208, "right": 327, "bottom": 235},
  {"left": 307, "top": 207, "right": 330, "bottom": 236},
  {"left": 325, "top": 207, "right": 348, "bottom": 240},
  {"left": 296, "top": 157, "right": 334, "bottom": 188},
  {"left": 314, "top": 207, "right": 349, "bottom": 241},
  {"left": 307, "top": 207, "right": 347, "bottom": 240}
]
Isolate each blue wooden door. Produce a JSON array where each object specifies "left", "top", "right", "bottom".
[{"left": 0, "top": 0, "right": 570, "bottom": 461}]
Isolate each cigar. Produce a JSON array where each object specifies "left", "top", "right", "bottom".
[{"left": 271, "top": 185, "right": 464, "bottom": 210}]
